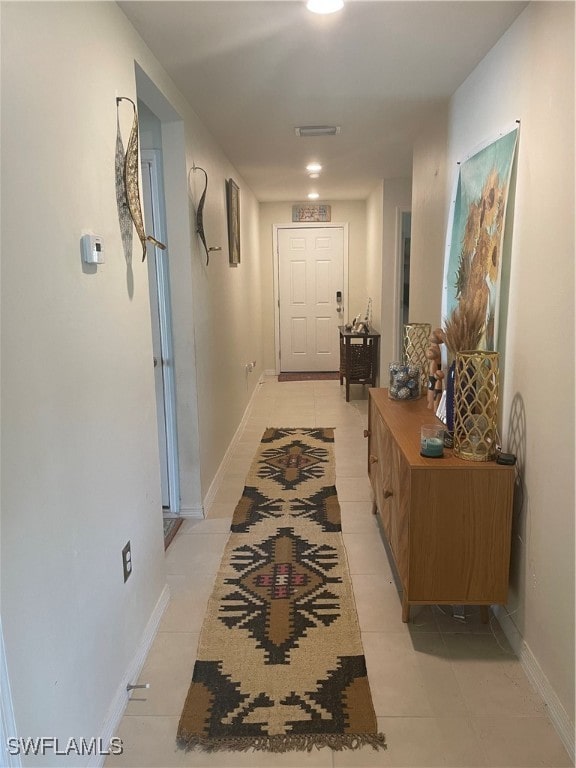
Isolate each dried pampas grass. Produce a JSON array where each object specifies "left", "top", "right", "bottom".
[{"left": 443, "top": 302, "right": 485, "bottom": 357}]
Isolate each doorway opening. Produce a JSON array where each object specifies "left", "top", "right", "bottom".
[
  {"left": 398, "top": 210, "right": 412, "bottom": 354},
  {"left": 135, "top": 63, "right": 204, "bottom": 520},
  {"left": 139, "top": 108, "right": 180, "bottom": 513},
  {"left": 141, "top": 147, "right": 179, "bottom": 511}
]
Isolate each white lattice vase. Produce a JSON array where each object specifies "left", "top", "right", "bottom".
[{"left": 402, "top": 323, "right": 431, "bottom": 394}]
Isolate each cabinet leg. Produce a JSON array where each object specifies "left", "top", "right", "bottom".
[
  {"left": 480, "top": 605, "right": 490, "bottom": 624},
  {"left": 371, "top": 501, "right": 378, "bottom": 516},
  {"left": 345, "top": 380, "right": 350, "bottom": 402},
  {"left": 401, "top": 595, "right": 410, "bottom": 623}
]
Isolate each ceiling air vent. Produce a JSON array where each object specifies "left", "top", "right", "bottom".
[{"left": 295, "top": 125, "right": 341, "bottom": 137}]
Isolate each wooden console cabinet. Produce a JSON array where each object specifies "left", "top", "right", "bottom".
[{"left": 367, "top": 388, "right": 515, "bottom": 622}]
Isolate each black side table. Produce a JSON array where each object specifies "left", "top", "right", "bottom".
[{"left": 339, "top": 326, "right": 381, "bottom": 402}]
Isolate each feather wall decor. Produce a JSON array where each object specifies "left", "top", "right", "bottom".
[{"left": 116, "top": 97, "right": 166, "bottom": 261}]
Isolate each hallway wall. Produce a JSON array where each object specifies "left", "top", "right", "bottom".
[
  {"left": 0, "top": 2, "right": 263, "bottom": 764},
  {"left": 409, "top": 104, "right": 450, "bottom": 328},
  {"left": 410, "top": 1, "right": 574, "bottom": 753}
]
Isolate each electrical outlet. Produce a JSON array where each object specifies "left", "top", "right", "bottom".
[{"left": 122, "top": 541, "right": 132, "bottom": 583}]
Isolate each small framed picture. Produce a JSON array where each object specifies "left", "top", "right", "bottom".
[{"left": 226, "top": 178, "right": 240, "bottom": 265}]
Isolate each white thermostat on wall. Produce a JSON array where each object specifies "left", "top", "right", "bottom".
[{"left": 81, "top": 233, "right": 104, "bottom": 264}]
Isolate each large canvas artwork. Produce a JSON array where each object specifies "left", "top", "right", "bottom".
[{"left": 442, "top": 126, "right": 519, "bottom": 350}]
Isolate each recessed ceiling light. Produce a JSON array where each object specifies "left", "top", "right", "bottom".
[
  {"left": 308, "top": 192, "right": 320, "bottom": 200},
  {"left": 306, "top": 0, "right": 344, "bottom": 14},
  {"left": 306, "top": 162, "right": 322, "bottom": 173}
]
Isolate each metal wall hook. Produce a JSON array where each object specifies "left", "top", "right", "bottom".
[{"left": 126, "top": 683, "right": 150, "bottom": 692}]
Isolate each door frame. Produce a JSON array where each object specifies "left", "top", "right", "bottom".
[
  {"left": 394, "top": 207, "right": 412, "bottom": 361},
  {"left": 273, "top": 222, "right": 349, "bottom": 375},
  {"left": 141, "top": 149, "right": 180, "bottom": 513}
]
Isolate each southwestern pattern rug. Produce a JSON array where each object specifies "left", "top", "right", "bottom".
[{"left": 177, "top": 427, "right": 386, "bottom": 754}]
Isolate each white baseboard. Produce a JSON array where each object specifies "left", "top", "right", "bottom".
[
  {"left": 203, "top": 374, "right": 266, "bottom": 512},
  {"left": 496, "top": 606, "right": 575, "bottom": 763},
  {"left": 89, "top": 585, "right": 170, "bottom": 768},
  {"left": 520, "top": 640, "right": 575, "bottom": 763},
  {"left": 178, "top": 504, "right": 204, "bottom": 519}
]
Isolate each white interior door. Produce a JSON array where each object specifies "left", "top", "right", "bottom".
[
  {"left": 278, "top": 226, "right": 344, "bottom": 372},
  {"left": 141, "top": 151, "right": 180, "bottom": 512}
]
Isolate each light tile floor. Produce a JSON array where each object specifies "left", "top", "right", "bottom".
[{"left": 106, "top": 378, "right": 572, "bottom": 768}]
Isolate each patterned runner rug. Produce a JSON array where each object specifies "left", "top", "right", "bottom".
[{"left": 177, "top": 427, "right": 386, "bottom": 754}]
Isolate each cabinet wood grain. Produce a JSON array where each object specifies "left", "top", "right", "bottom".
[{"left": 368, "top": 388, "right": 515, "bottom": 622}]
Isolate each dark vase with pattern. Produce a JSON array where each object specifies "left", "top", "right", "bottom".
[{"left": 445, "top": 361, "right": 456, "bottom": 433}]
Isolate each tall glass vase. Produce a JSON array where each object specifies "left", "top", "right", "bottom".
[
  {"left": 453, "top": 350, "right": 499, "bottom": 461},
  {"left": 403, "top": 322, "right": 431, "bottom": 394}
]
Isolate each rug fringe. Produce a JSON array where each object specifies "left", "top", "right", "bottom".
[{"left": 177, "top": 731, "right": 387, "bottom": 753}]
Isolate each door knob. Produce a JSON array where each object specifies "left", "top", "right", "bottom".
[
  {"left": 369, "top": 455, "right": 378, "bottom": 464},
  {"left": 384, "top": 489, "right": 393, "bottom": 499}
]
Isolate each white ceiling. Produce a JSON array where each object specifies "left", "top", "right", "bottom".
[{"left": 119, "top": 0, "right": 527, "bottom": 202}]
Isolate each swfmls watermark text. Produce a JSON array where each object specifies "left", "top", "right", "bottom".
[{"left": 6, "top": 737, "right": 124, "bottom": 757}]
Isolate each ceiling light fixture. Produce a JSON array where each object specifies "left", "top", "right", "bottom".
[
  {"left": 308, "top": 192, "right": 320, "bottom": 200},
  {"left": 295, "top": 126, "right": 340, "bottom": 137},
  {"left": 306, "top": 0, "right": 344, "bottom": 14},
  {"left": 306, "top": 162, "right": 322, "bottom": 173}
]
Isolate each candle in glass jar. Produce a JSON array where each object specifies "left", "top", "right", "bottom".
[{"left": 421, "top": 425, "right": 445, "bottom": 457}]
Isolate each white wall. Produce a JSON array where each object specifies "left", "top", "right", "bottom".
[
  {"left": 185, "top": 136, "right": 262, "bottom": 495},
  {"left": 1, "top": 4, "right": 167, "bottom": 763},
  {"left": 0, "top": 2, "right": 263, "bottom": 764},
  {"left": 411, "top": 1, "right": 574, "bottom": 752},
  {"left": 258, "top": 201, "right": 367, "bottom": 371},
  {"left": 409, "top": 104, "right": 450, "bottom": 327}
]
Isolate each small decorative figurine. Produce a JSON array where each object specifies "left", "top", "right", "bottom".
[{"left": 425, "top": 328, "right": 445, "bottom": 409}]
